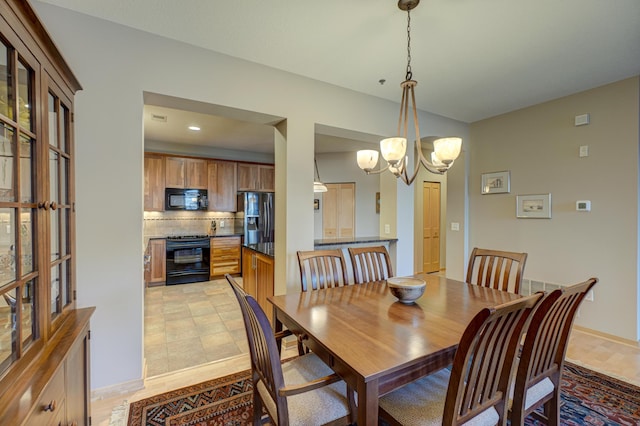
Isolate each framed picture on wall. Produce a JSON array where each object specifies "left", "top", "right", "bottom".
[
  {"left": 516, "top": 193, "right": 551, "bottom": 218},
  {"left": 376, "top": 192, "right": 380, "bottom": 214},
  {"left": 481, "top": 171, "right": 510, "bottom": 194}
]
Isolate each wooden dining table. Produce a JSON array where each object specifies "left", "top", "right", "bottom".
[{"left": 269, "top": 273, "right": 523, "bottom": 426}]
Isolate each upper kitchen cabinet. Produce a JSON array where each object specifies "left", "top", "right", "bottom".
[
  {"left": 144, "top": 153, "right": 164, "bottom": 211},
  {"left": 165, "top": 156, "right": 208, "bottom": 189},
  {"left": 208, "top": 160, "right": 237, "bottom": 212},
  {"left": 237, "top": 162, "right": 274, "bottom": 192}
]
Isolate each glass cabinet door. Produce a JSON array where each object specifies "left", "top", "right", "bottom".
[
  {"left": 0, "top": 41, "right": 38, "bottom": 372},
  {"left": 47, "top": 89, "right": 73, "bottom": 321}
]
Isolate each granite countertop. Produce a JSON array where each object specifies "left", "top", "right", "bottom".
[
  {"left": 243, "top": 242, "right": 274, "bottom": 257},
  {"left": 314, "top": 236, "right": 398, "bottom": 246}
]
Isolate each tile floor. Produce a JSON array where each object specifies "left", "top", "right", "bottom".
[{"left": 143, "top": 278, "right": 248, "bottom": 377}]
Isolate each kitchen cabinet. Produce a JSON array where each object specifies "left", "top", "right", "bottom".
[
  {"left": 208, "top": 160, "right": 237, "bottom": 211},
  {"left": 144, "top": 153, "right": 165, "bottom": 211},
  {"left": 145, "top": 239, "right": 166, "bottom": 286},
  {"left": 211, "top": 236, "right": 241, "bottom": 277},
  {"left": 165, "top": 156, "right": 208, "bottom": 189},
  {"left": 237, "top": 163, "right": 275, "bottom": 192},
  {"left": 242, "top": 247, "right": 274, "bottom": 324}
]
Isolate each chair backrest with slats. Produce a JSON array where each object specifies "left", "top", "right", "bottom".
[
  {"left": 466, "top": 247, "right": 528, "bottom": 294},
  {"left": 348, "top": 246, "right": 393, "bottom": 284},
  {"left": 226, "top": 274, "right": 288, "bottom": 425},
  {"left": 443, "top": 292, "right": 543, "bottom": 425},
  {"left": 510, "top": 278, "right": 598, "bottom": 424},
  {"left": 297, "top": 249, "right": 349, "bottom": 291}
]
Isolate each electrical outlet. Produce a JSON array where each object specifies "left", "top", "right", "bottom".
[
  {"left": 384, "top": 224, "right": 390, "bottom": 234},
  {"left": 220, "top": 220, "right": 225, "bottom": 228},
  {"left": 585, "top": 289, "right": 594, "bottom": 302}
]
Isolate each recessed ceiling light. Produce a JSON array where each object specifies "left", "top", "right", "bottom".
[{"left": 188, "top": 126, "right": 201, "bottom": 131}]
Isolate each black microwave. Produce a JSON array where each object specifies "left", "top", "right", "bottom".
[{"left": 165, "top": 188, "right": 208, "bottom": 211}]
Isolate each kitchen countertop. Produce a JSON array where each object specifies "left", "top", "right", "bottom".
[
  {"left": 314, "top": 236, "right": 398, "bottom": 246},
  {"left": 243, "top": 242, "right": 274, "bottom": 257}
]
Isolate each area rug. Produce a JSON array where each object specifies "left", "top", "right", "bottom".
[{"left": 127, "top": 362, "right": 640, "bottom": 425}]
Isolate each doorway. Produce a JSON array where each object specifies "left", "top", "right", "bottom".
[{"left": 422, "top": 182, "right": 441, "bottom": 273}]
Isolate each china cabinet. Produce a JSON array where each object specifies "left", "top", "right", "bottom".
[{"left": 0, "top": 1, "right": 91, "bottom": 424}]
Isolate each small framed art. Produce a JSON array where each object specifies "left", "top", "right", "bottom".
[
  {"left": 516, "top": 193, "right": 551, "bottom": 218},
  {"left": 481, "top": 171, "right": 510, "bottom": 194}
]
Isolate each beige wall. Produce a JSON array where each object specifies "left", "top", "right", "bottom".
[{"left": 469, "top": 77, "right": 639, "bottom": 340}]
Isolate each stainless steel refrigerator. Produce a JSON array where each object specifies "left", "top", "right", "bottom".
[{"left": 238, "top": 192, "right": 274, "bottom": 244}]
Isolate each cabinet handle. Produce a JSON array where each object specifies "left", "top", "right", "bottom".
[
  {"left": 50, "top": 201, "right": 58, "bottom": 210},
  {"left": 43, "top": 399, "right": 56, "bottom": 412}
]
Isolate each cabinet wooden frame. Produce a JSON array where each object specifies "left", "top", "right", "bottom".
[{"left": 0, "top": 2, "right": 91, "bottom": 424}]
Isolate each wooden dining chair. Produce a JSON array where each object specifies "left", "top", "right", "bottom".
[
  {"left": 466, "top": 247, "right": 528, "bottom": 294},
  {"left": 297, "top": 249, "right": 349, "bottom": 291},
  {"left": 379, "top": 292, "right": 543, "bottom": 426},
  {"left": 225, "top": 275, "right": 354, "bottom": 426},
  {"left": 348, "top": 245, "right": 393, "bottom": 284},
  {"left": 510, "top": 278, "right": 598, "bottom": 425}
]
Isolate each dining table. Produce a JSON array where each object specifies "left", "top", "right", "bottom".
[{"left": 268, "top": 273, "right": 523, "bottom": 426}]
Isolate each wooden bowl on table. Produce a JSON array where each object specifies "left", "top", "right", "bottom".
[{"left": 387, "top": 277, "right": 426, "bottom": 304}]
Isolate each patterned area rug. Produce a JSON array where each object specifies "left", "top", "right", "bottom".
[{"left": 127, "top": 363, "right": 640, "bottom": 425}]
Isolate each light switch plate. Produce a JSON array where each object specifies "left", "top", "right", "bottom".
[{"left": 451, "top": 222, "right": 460, "bottom": 231}]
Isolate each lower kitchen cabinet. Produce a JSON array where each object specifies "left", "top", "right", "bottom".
[
  {"left": 211, "top": 236, "right": 241, "bottom": 277},
  {"left": 0, "top": 308, "right": 94, "bottom": 425},
  {"left": 242, "top": 247, "right": 274, "bottom": 324},
  {"left": 145, "top": 239, "right": 166, "bottom": 286}
]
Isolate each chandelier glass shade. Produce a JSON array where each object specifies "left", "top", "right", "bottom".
[{"left": 356, "top": 0, "right": 462, "bottom": 186}]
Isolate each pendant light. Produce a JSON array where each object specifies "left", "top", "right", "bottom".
[
  {"left": 314, "top": 158, "right": 328, "bottom": 193},
  {"left": 356, "top": 0, "right": 462, "bottom": 185}
]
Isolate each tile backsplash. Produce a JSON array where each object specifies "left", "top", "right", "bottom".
[{"left": 143, "top": 211, "right": 243, "bottom": 240}]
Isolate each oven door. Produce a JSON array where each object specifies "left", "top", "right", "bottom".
[{"left": 166, "top": 239, "right": 211, "bottom": 285}]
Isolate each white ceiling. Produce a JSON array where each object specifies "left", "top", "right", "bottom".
[{"left": 38, "top": 0, "right": 640, "bottom": 154}]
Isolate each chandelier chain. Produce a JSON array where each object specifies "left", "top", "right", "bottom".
[{"left": 406, "top": 9, "right": 412, "bottom": 80}]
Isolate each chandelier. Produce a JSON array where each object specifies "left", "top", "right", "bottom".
[{"left": 356, "top": 0, "right": 462, "bottom": 186}]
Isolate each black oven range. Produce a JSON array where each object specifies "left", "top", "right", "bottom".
[{"left": 165, "top": 235, "right": 210, "bottom": 285}]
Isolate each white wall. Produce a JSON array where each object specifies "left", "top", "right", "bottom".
[
  {"left": 313, "top": 152, "right": 380, "bottom": 238},
  {"left": 469, "top": 77, "right": 639, "bottom": 340},
  {"left": 33, "top": 2, "right": 469, "bottom": 391}
]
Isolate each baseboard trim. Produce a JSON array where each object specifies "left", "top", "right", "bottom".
[
  {"left": 91, "top": 377, "right": 145, "bottom": 401},
  {"left": 573, "top": 325, "right": 639, "bottom": 348}
]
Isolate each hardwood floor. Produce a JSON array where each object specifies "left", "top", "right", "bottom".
[{"left": 91, "top": 296, "right": 640, "bottom": 425}]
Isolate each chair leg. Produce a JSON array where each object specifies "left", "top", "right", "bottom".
[
  {"left": 347, "top": 385, "right": 357, "bottom": 424},
  {"left": 544, "top": 390, "right": 561, "bottom": 426},
  {"left": 253, "top": 391, "right": 264, "bottom": 426}
]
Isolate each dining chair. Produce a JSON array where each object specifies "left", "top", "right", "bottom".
[
  {"left": 510, "top": 278, "right": 598, "bottom": 425},
  {"left": 466, "top": 247, "right": 528, "bottom": 294},
  {"left": 378, "top": 292, "right": 543, "bottom": 426},
  {"left": 225, "top": 274, "right": 354, "bottom": 426},
  {"left": 348, "top": 245, "right": 393, "bottom": 284},
  {"left": 297, "top": 249, "right": 350, "bottom": 291}
]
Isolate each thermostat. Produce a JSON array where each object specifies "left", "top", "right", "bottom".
[{"left": 576, "top": 200, "right": 591, "bottom": 212}]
